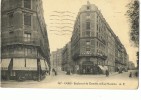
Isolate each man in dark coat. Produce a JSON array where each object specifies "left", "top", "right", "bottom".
[{"left": 106, "top": 70, "right": 109, "bottom": 77}]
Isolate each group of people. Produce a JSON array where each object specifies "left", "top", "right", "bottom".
[{"left": 129, "top": 71, "right": 138, "bottom": 78}]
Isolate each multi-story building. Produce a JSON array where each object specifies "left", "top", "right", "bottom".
[
  {"left": 62, "top": 42, "right": 74, "bottom": 73},
  {"left": 71, "top": 2, "right": 128, "bottom": 74},
  {"left": 1, "top": 0, "right": 50, "bottom": 81},
  {"left": 50, "top": 48, "right": 63, "bottom": 72},
  {"left": 115, "top": 37, "right": 129, "bottom": 72}
]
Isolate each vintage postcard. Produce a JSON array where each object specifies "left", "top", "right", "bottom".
[{"left": 0, "top": 0, "right": 139, "bottom": 89}]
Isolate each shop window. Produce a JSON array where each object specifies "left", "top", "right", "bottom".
[
  {"left": 86, "top": 57, "right": 90, "bottom": 61},
  {"left": 24, "top": 14, "right": 31, "bottom": 26},
  {"left": 10, "top": 71, "right": 16, "bottom": 76},
  {"left": 24, "top": 0, "right": 31, "bottom": 9}
]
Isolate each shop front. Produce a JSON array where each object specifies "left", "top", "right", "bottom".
[{"left": 80, "top": 61, "right": 101, "bottom": 74}]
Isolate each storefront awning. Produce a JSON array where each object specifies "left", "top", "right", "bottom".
[
  {"left": 44, "top": 60, "right": 49, "bottom": 70},
  {"left": 26, "top": 59, "right": 37, "bottom": 70},
  {"left": 98, "top": 65, "right": 105, "bottom": 70},
  {"left": 13, "top": 58, "right": 37, "bottom": 70},
  {"left": 13, "top": 58, "right": 25, "bottom": 70},
  {"left": 1, "top": 59, "right": 11, "bottom": 70},
  {"left": 40, "top": 60, "right": 46, "bottom": 70},
  {"left": 104, "top": 66, "right": 108, "bottom": 70}
]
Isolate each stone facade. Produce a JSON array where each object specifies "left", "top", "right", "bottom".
[
  {"left": 62, "top": 42, "right": 74, "bottom": 73},
  {"left": 1, "top": 0, "right": 50, "bottom": 80},
  {"left": 71, "top": 2, "right": 128, "bottom": 74},
  {"left": 50, "top": 48, "right": 63, "bottom": 72}
]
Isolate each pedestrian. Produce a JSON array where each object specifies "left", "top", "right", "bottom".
[
  {"left": 129, "top": 72, "right": 132, "bottom": 78},
  {"left": 135, "top": 71, "right": 138, "bottom": 77},
  {"left": 54, "top": 70, "right": 57, "bottom": 76},
  {"left": 106, "top": 70, "right": 109, "bottom": 77}
]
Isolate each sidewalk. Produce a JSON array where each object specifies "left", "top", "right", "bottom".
[{"left": 109, "top": 72, "right": 119, "bottom": 76}]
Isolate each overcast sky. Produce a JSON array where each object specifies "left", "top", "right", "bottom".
[{"left": 42, "top": 0, "right": 138, "bottom": 66}]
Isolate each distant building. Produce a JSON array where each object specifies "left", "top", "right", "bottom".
[
  {"left": 71, "top": 2, "right": 128, "bottom": 74},
  {"left": 115, "top": 38, "right": 129, "bottom": 72},
  {"left": 1, "top": 0, "right": 50, "bottom": 80},
  {"left": 62, "top": 42, "right": 74, "bottom": 73},
  {"left": 50, "top": 48, "right": 63, "bottom": 72}
]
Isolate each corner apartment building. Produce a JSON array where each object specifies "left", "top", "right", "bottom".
[
  {"left": 71, "top": 2, "right": 128, "bottom": 74},
  {"left": 1, "top": 0, "right": 50, "bottom": 80}
]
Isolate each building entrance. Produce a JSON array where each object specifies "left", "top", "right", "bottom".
[
  {"left": 81, "top": 61, "right": 101, "bottom": 74},
  {"left": 81, "top": 61, "right": 93, "bottom": 74}
]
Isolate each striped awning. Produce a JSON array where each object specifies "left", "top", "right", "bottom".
[
  {"left": 13, "top": 58, "right": 37, "bottom": 70},
  {"left": 44, "top": 60, "right": 49, "bottom": 70},
  {"left": 1, "top": 59, "right": 11, "bottom": 70},
  {"left": 98, "top": 65, "right": 105, "bottom": 70},
  {"left": 104, "top": 66, "right": 108, "bottom": 70},
  {"left": 26, "top": 59, "right": 37, "bottom": 70},
  {"left": 13, "top": 58, "right": 25, "bottom": 70}
]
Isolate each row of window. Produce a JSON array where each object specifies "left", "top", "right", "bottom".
[
  {"left": 2, "top": 47, "right": 36, "bottom": 55},
  {"left": 9, "top": 0, "right": 31, "bottom": 9},
  {"left": 9, "top": 31, "right": 31, "bottom": 41},
  {"left": 9, "top": 12, "right": 32, "bottom": 27}
]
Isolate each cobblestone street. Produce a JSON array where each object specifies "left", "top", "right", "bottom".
[{"left": 1, "top": 70, "right": 138, "bottom": 89}]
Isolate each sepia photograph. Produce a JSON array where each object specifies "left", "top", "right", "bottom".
[{"left": 0, "top": 0, "right": 139, "bottom": 89}]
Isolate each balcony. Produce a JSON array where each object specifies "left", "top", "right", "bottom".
[
  {"left": 1, "top": 37, "right": 40, "bottom": 47},
  {"left": 1, "top": 36, "right": 50, "bottom": 63},
  {"left": 79, "top": 53, "right": 107, "bottom": 60},
  {"left": 1, "top": 53, "right": 42, "bottom": 59}
]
